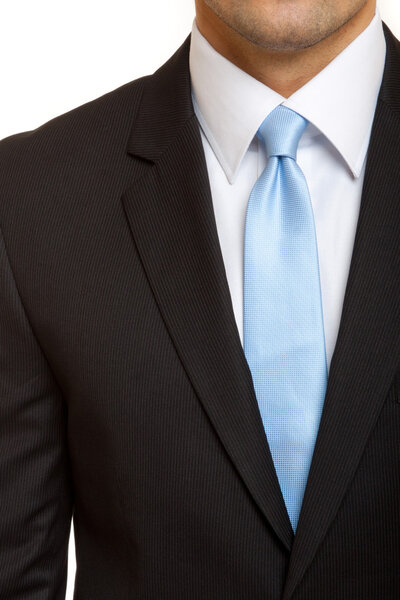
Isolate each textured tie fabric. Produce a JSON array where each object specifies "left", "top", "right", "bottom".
[{"left": 243, "top": 105, "right": 328, "bottom": 532}]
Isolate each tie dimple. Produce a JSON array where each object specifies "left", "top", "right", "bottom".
[{"left": 258, "top": 105, "right": 308, "bottom": 159}]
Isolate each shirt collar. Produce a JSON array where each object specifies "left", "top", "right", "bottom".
[{"left": 189, "top": 11, "right": 386, "bottom": 183}]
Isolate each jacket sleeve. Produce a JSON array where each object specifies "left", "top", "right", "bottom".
[{"left": 0, "top": 224, "right": 74, "bottom": 599}]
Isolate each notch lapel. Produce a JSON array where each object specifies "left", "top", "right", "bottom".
[
  {"left": 121, "top": 38, "right": 293, "bottom": 550},
  {"left": 283, "top": 26, "right": 400, "bottom": 599}
]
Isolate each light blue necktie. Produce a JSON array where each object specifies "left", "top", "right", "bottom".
[{"left": 243, "top": 105, "right": 328, "bottom": 532}]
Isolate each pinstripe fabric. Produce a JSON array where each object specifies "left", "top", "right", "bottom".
[{"left": 0, "top": 25, "right": 399, "bottom": 600}]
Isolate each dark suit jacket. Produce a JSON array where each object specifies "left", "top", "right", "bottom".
[{"left": 0, "top": 24, "right": 399, "bottom": 600}]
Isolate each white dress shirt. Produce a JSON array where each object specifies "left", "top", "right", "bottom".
[{"left": 189, "top": 13, "right": 386, "bottom": 372}]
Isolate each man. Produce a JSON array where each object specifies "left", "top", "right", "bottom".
[{"left": 0, "top": 0, "right": 399, "bottom": 597}]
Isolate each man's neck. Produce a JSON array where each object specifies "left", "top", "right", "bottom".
[{"left": 195, "top": 1, "right": 376, "bottom": 98}]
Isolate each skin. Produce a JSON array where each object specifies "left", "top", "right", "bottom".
[{"left": 195, "top": 0, "right": 377, "bottom": 97}]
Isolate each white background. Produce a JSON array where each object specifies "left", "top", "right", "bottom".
[
  {"left": 0, "top": 1, "right": 399, "bottom": 141},
  {"left": 0, "top": 1, "right": 399, "bottom": 598}
]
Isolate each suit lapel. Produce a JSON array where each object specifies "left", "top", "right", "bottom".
[
  {"left": 121, "top": 38, "right": 293, "bottom": 550},
  {"left": 121, "top": 26, "right": 400, "bottom": 584},
  {"left": 283, "top": 26, "right": 400, "bottom": 598}
]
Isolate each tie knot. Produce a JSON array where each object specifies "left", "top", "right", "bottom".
[{"left": 257, "top": 106, "right": 308, "bottom": 160}]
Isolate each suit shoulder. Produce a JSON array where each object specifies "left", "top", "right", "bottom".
[
  {"left": 0, "top": 75, "right": 147, "bottom": 175},
  {"left": 0, "top": 75, "right": 151, "bottom": 232}
]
